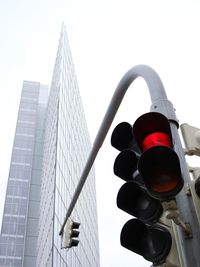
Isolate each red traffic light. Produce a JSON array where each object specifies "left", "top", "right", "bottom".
[
  {"left": 142, "top": 132, "right": 172, "bottom": 151},
  {"left": 133, "top": 112, "right": 173, "bottom": 152},
  {"left": 133, "top": 112, "right": 183, "bottom": 200}
]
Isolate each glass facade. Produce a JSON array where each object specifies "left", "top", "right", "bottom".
[
  {"left": 0, "top": 25, "right": 100, "bottom": 267},
  {"left": 0, "top": 81, "right": 48, "bottom": 267},
  {"left": 36, "top": 25, "right": 100, "bottom": 267}
]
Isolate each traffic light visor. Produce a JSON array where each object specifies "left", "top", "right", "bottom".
[
  {"left": 120, "top": 219, "right": 172, "bottom": 264},
  {"left": 114, "top": 149, "right": 138, "bottom": 181},
  {"left": 111, "top": 122, "right": 134, "bottom": 151},
  {"left": 72, "top": 222, "right": 80, "bottom": 229},
  {"left": 117, "top": 181, "right": 163, "bottom": 222}
]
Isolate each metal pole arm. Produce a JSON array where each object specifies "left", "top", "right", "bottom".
[{"left": 59, "top": 64, "right": 174, "bottom": 235}]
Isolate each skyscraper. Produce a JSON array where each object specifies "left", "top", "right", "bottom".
[
  {"left": 36, "top": 25, "right": 100, "bottom": 267},
  {"left": 0, "top": 24, "right": 100, "bottom": 267},
  {"left": 0, "top": 81, "right": 49, "bottom": 266}
]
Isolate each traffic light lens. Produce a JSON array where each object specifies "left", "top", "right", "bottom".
[
  {"left": 133, "top": 112, "right": 173, "bottom": 152},
  {"left": 138, "top": 146, "right": 183, "bottom": 199},
  {"left": 136, "top": 194, "right": 149, "bottom": 211},
  {"left": 149, "top": 170, "right": 180, "bottom": 193},
  {"left": 141, "top": 132, "right": 172, "bottom": 151}
]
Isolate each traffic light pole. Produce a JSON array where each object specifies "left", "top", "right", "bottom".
[{"left": 59, "top": 65, "right": 200, "bottom": 266}]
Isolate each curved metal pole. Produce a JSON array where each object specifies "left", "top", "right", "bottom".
[{"left": 59, "top": 64, "right": 173, "bottom": 235}]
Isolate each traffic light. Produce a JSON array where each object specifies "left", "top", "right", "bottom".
[
  {"left": 111, "top": 113, "right": 183, "bottom": 265},
  {"left": 133, "top": 112, "right": 183, "bottom": 200},
  {"left": 62, "top": 218, "right": 80, "bottom": 248}
]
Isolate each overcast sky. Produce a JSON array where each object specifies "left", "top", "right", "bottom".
[{"left": 1, "top": 1, "right": 200, "bottom": 266}]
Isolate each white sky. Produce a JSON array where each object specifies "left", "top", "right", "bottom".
[{"left": 1, "top": 1, "right": 200, "bottom": 266}]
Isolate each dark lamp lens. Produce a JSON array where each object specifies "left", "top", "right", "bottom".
[
  {"left": 138, "top": 146, "right": 183, "bottom": 199},
  {"left": 141, "top": 132, "right": 172, "bottom": 151},
  {"left": 148, "top": 170, "right": 180, "bottom": 193}
]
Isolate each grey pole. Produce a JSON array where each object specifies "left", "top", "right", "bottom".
[{"left": 59, "top": 64, "right": 200, "bottom": 266}]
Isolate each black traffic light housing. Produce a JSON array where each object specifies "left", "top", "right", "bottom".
[
  {"left": 133, "top": 112, "right": 183, "bottom": 200},
  {"left": 70, "top": 221, "right": 80, "bottom": 247},
  {"left": 111, "top": 122, "right": 142, "bottom": 184},
  {"left": 111, "top": 112, "right": 183, "bottom": 265},
  {"left": 63, "top": 218, "right": 80, "bottom": 248}
]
